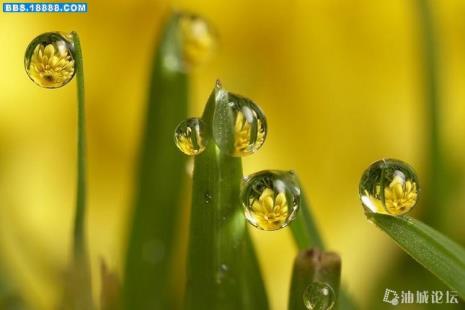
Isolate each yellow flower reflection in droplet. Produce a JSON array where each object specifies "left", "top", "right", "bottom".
[
  {"left": 29, "top": 43, "right": 75, "bottom": 88},
  {"left": 248, "top": 188, "right": 289, "bottom": 231},
  {"left": 384, "top": 173, "right": 418, "bottom": 215},
  {"left": 25, "top": 33, "right": 76, "bottom": 88},
  {"left": 176, "top": 126, "right": 203, "bottom": 155},
  {"left": 234, "top": 111, "right": 265, "bottom": 156},
  {"left": 174, "top": 118, "right": 208, "bottom": 156},
  {"left": 359, "top": 159, "right": 419, "bottom": 216}
]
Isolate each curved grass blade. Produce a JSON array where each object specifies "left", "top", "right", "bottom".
[
  {"left": 59, "top": 31, "right": 94, "bottom": 310},
  {"left": 185, "top": 84, "right": 268, "bottom": 310},
  {"left": 123, "top": 13, "right": 189, "bottom": 309},
  {"left": 368, "top": 213, "right": 465, "bottom": 299},
  {"left": 289, "top": 249, "right": 341, "bottom": 310},
  {"left": 289, "top": 190, "right": 324, "bottom": 250}
]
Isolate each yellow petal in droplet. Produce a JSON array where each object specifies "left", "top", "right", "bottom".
[
  {"left": 258, "top": 188, "right": 274, "bottom": 211},
  {"left": 274, "top": 192, "right": 288, "bottom": 210},
  {"left": 405, "top": 180, "right": 412, "bottom": 192},
  {"left": 49, "top": 56, "right": 59, "bottom": 67},
  {"left": 248, "top": 188, "right": 291, "bottom": 230},
  {"left": 43, "top": 44, "right": 55, "bottom": 57},
  {"left": 233, "top": 111, "right": 253, "bottom": 155},
  {"left": 251, "top": 200, "right": 262, "bottom": 213},
  {"left": 384, "top": 178, "right": 418, "bottom": 215}
]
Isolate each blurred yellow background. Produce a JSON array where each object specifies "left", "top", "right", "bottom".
[{"left": 1, "top": 0, "right": 465, "bottom": 309}]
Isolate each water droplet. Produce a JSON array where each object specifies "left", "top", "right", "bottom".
[
  {"left": 213, "top": 91, "right": 267, "bottom": 157},
  {"left": 303, "top": 282, "right": 335, "bottom": 310},
  {"left": 359, "top": 159, "right": 419, "bottom": 215},
  {"left": 204, "top": 192, "right": 212, "bottom": 204},
  {"left": 179, "top": 13, "right": 216, "bottom": 69},
  {"left": 174, "top": 118, "right": 208, "bottom": 155},
  {"left": 215, "top": 264, "right": 229, "bottom": 284},
  {"left": 24, "top": 32, "right": 76, "bottom": 88},
  {"left": 241, "top": 170, "right": 300, "bottom": 230}
]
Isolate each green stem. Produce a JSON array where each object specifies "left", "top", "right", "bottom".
[
  {"left": 289, "top": 186, "right": 356, "bottom": 309},
  {"left": 288, "top": 249, "right": 341, "bottom": 310},
  {"left": 58, "top": 31, "right": 94, "bottom": 310},
  {"left": 416, "top": 0, "right": 443, "bottom": 226},
  {"left": 72, "top": 31, "right": 87, "bottom": 257},
  {"left": 290, "top": 190, "right": 324, "bottom": 250}
]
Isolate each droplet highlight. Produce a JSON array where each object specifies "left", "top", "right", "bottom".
[
  {"left": 359, "top": 159, "right": 419, "bottom": 215},
  {"left": 303, "top": 282, "right": 335, "bottom": 310},
  {"left": 213, "top": 91, "right": 267, "bottom": 157},
  {"left": 174, "top": 118, "right": 208, "bottom": 156},
  {"left": 241, "top": 170, "right": 300, "bottom": 230},
  {"left": 179, "top": 13, "right": 216, "bottom": 69},
  {"left": 25, "top": 32, "right": 76, "bottom": 88},
  {"left": 204, "top": 192, "right": 212, "bottom": 204},
  {"left": 215, "top": 264, "right": 228, "bottom": 284}
]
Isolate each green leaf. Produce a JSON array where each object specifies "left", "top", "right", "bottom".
[
  {"left": 185, "top": 84, "right": 268, "bottom": 310},
  {"left": 122, "top": 13, "right": 188, "bottom": 309},
  {"left": 288, "top": 249, "right": 341, "bottom": 310},
  {"left": 368, "top": 213, "right": 465, "bottom": 299}
]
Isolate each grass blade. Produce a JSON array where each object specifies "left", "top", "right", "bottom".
[
  {"left": 59, "top": 31, "right": 94, "bottom": 310},
  {"left": 123, "top": 14, "right": 188, "bottom": 309},
  {"left": 289, "top": 190, "right": 324, "bottom": 250},
  {"left": 185, "top": 84, "right": 268, "bottom": 310},
  {"left": 289, "top": 249, "right": 341, "bottom": 310},
  {"left": 72, "top": 31, "right": 87, "bottom": 258},
  {"left": 368, "top": 213, "right": 465, "bottom": 299},
  {"left": 416, "top": 0, "right": 447, "bottom": 227}
]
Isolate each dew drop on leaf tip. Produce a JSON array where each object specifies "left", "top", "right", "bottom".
[{"left": 359, "top": 158, "right": 419, "bottom": 216}]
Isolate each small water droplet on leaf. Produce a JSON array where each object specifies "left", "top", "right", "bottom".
[
  {"left": 204, "top": 192, "right": 212, "bottom": 204},
  {"left": 359, "top": 159, "right": 419, "bottom": 216},
  {"left": 213, "top": 91, "right": 267, "bottom": 157},
  {"left": 174, "top": 118, "right": 208, "bottom": 155},
  {"left": 303, "top": 282, "right": 335, "bottom": 310}
]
